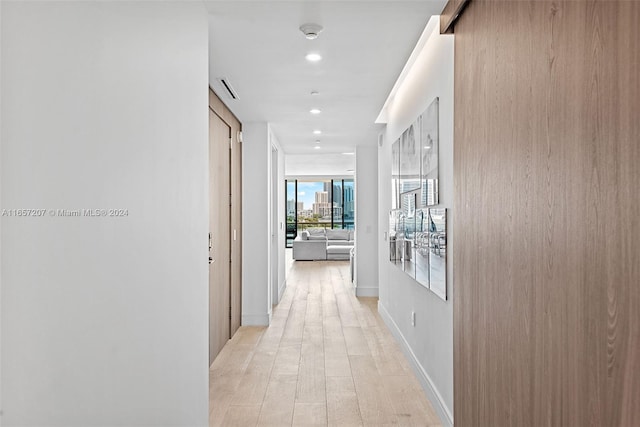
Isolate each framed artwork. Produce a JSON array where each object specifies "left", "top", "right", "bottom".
[
  {"left": 415, "top": 209, "right": 429, "bottom": 288},
  {"left": 427, "top": 208, "right": 446, "bottom": 300},
  {"left": 401, "top": 193, "right": 417, "bottom": 280},
  {"left": 399, "top": 118, "right": 421, "bottom": 194},
  {"left": 420, "top": 98, "right": 439, "bottom": 206},
  {"left": 392, "top": 139, "right": 400, "bottom": 209},
  {"left": 388, "top": 210, "right": 403, "bottom": 265}
]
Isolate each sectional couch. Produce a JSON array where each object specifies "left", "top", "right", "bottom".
[{"left": 292, "top": 228, "right": 355, "bottom": 261}]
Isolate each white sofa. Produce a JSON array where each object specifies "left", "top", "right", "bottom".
[{"left": 292, "top": 228, "right": 355, "bottom": 261}]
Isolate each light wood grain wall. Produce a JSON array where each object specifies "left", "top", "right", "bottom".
[{"left": 453, "top": 1, "right": 640, "bottom": 425}]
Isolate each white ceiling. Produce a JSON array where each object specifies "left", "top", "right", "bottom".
[{"left": 206, "top": 0, "right": 446, "bottom": 170}]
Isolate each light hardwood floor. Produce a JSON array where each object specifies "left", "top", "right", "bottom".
[{"left": 210, "top": 260, "right": 441, "bottom": 427}]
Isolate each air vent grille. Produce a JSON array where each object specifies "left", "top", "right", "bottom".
[{"left": 217, "top": 78, "right": 239, "bottom": 100}]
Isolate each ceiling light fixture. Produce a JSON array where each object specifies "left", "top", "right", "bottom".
[
  {"left": 299, "top": 23, "right": 324, "bottom": 40},
  {"left": 342, "top": 152, "right": 354, "bottom": 155},
  {"left": 310, "top": 108, "right": 321, "bottom": 114},
  {"left": 313, "top": 130, "right": 322, "bottom": 135},
  {"left": 305, "top": 53, "right": 322, "bottom": 62},
  {"left": 310, "top": 91, "right": 319, "bottom": 96},
  {"left": 314, "top": 146, "right": 321, "bottom": 150},
  {"left": 315, "top": 140, "right": 321, "bottom": 144}
]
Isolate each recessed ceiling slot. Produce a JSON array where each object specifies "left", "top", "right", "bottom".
[{"left": 217, "top": 78, "right": 238, "bottom": 100}]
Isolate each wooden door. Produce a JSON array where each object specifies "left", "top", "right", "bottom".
[
  {"left": 209, "top": 109, "right": 231, "bottom": 365},
  {"left": 208, "top": 88, "right": 242, "bottom": 364}
]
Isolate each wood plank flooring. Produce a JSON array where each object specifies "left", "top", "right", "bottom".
[{"left": 210, "top": 260, "right": 441, "bottom": 427}]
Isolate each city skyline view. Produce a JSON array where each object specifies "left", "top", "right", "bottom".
[{"left": 295, "top": 181, "right": 325, "bottom": 209}]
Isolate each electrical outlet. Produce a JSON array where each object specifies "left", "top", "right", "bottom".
[{"left": 411, "top": 311, "right": 416, "bottom": 326}]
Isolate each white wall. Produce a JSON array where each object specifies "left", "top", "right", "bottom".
[
  {"left": 242, "top": 123, "right": 271, "bottom": 325},
  {"left": 1, "top": 2, "right": 209, "bottom": 425},
  {"left": 377, "top": 16, "right": 454, "bottom": 426},
  {"left": 241, "top": 123, "right": 286, "bottom": 324},
  {"left": 355, "top": 145, "right": 379, "bottom": 297}
]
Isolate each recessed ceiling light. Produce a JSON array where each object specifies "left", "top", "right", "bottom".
[
  {"left": 305, "top": 53, "right": 322, "bottom": 62},
  {"left": 314, "top": 146, "right": 321, "bottom": 150},
  {"left": 342, "top": 152, "right": 354, "bottom": 155},
  {"left": 313, "top": 130, "right": 322, "bottom": 135},
  {"left": 315, "top": 140, "right": 321, "bottom": 144},
  {"left": 310, "top": 109, "right": 321, "bottom": 114},
  {"left": 347, "top": 169, "right": 354, "bottom": 172},
  {"left": 310, "top": 91, "right": 319, "bottom": 96}
]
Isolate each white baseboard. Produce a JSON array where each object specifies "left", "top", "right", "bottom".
[
  {"left": 378, "top": 302, "right": 454, "bottom": 427},
  {"left": 241, "top": 312, "right": 271, "bottom": 326},
  {"left": 355, "top": 286, "right": 379, "bottom": 297}
]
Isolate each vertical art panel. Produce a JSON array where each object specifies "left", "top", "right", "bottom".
[
  {"left": 389, "top": 210, "right": 403, "bottom": 265},
  {"left": 428, "top": 208, "right": 446, "bottom": 300},
  {"left": 421, "top": 97, "right": 439, "bottom": 206},
  {"left": 400, "top": 118, "right": 421, "bottom": 194},
  {"left": 392, "top": 139, "right": 401, "bottom": 209},
  {"left": 401, "top": 193, "right": 417, "bottom": 281},
  {"left": 415, "top": 209, "right": 430, "bottom": 287}
]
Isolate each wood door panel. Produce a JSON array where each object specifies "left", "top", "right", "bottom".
[
  {"left": 209, "top": 88, "right": 242, "bottom": 364},
  {"left": 209, "top": 110, "right": 231, "bottom": 365}
]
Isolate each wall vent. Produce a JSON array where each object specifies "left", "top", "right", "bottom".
[{"left": 217, "top": 77, "right": 239, "bottom": 100}]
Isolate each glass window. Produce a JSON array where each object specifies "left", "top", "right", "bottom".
[
  {"left": 332, "top": 180, "right": 343, "bottom": 229},
  {"left": 343, "top": 179, "right": 354, "bottom": 230},
  {"left": 285, "top": 178, "right": 356, "bottom": 247},
  {"left": 286, "top": 180, "right": 297, "bottom": 248}
]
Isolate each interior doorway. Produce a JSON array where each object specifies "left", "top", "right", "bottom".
[{"left": 208, "top": 89, "right": 242, "bottom": 365}]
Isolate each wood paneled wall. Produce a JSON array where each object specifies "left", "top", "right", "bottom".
[{"left": 453, "top": 1, "right": 640, "bottom": 425}]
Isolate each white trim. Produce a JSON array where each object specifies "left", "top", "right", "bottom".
[
  {"left": 241, "top": 313, "right": 271, "bottom": 326},
  {"left": 378, "top": 301, "right": 454, "bottom": 427},
  {"left": 355, "top": 287, "right": 379, "bottom": 297}
]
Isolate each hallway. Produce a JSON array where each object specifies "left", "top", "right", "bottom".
[{"left": 209, "top": 261, "right": 441, "bottom": 426}]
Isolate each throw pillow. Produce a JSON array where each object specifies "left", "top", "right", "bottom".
[{"left": 307, "top": 228, "right": 325, "bottom": 236}]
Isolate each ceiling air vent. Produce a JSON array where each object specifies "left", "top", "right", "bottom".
[{"left": 217, "top": 77, "right": 239, "bottom": 100}]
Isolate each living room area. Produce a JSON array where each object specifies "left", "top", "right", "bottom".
[
  {"left": 286, "top": 176, "right": 355, "bottom": 262},
  {"left": 281, "top": 150, "right": 378, "bottom": 297}
]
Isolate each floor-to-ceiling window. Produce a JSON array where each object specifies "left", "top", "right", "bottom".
[
  {"left": 286, "top": 180, "right": 297, "bottom": 247},
  {"left": 343, "top": 179, "right": 355, "bottom": 230},
  {"left": 285, "top": 178, "right": 355, "bottom": 248}
]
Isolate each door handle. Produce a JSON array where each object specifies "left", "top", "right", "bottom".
[{"left": 209, "top": 232, "right": 214, "bottom": 264}]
